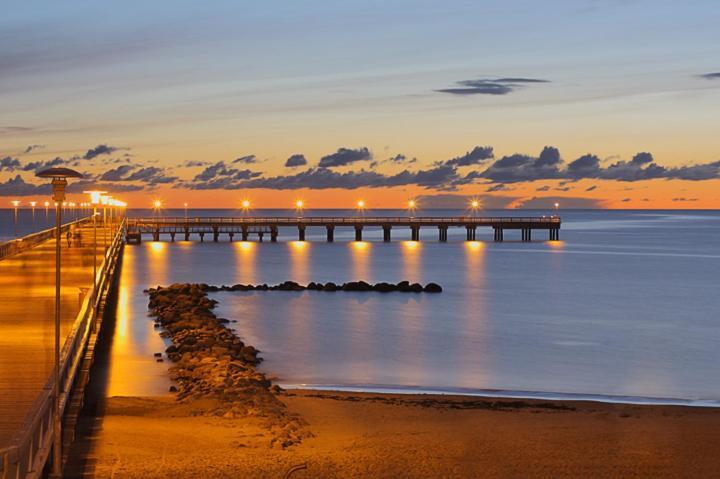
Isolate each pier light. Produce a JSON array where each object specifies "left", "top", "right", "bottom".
[
  {"left": 11, "top": 200, "right": 20, "bottom": 238},
  {"left": 407, "top": 199, "right": 417, "bottom": 218},
  {"left": 470, "top": 199, "right": 480, "bottom": 217},
  {"left": 554, "top": 202, "right": 560, "bottom": 216},
  {"left": 35, "top": 166, "right": 83, "bottom": 477},
  {"left": 241, "top": 199, "right": 251, "bottom": 216},
  {"left": 295, "top": 199, "right": 304, "bottom": 217},
  {"left": 153, "top": 199, "right": 162, "bottom": 209},
  {"left": 356, "top": 199, "right": 366, "bottom": 216}
]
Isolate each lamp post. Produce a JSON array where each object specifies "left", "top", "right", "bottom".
[
  {"left": 84, "top": 191, "right": 106, "bottom": 305},
  {"left": 407, "top": 199, "right": 416, "bottom": 219},
  {"left": 295, "top": 199, "right": 304, "bottom": 218},
  {"left": 44, "top": 201, "right": 50, "bottom": 222},
  {"left": 554, "top": 202, "right": 559, "bottom": 217},
  {"left": 35, "top": 167, "right": 83, "bottom": 478},
  {"left": 183, "top": 202, "right": 188, "bottom": 220},
  {"left": 356, "top": 200, "right": 366, "bottom": 217},
  {"left": 30, "top": 201, "right": 37, "bottom": 227},
  {"left": 470, "top": 199, "right": 480, "bottom": 218},
  {"left": 11, "top": 200, "right": 20, "bottom": 238},
  {"left": 241, "top": 200, "right": 250, "bottom": 216}
]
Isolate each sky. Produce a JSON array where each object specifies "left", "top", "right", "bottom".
[{"left": 1, "top": 0, "right": 719, "bottom": 209}]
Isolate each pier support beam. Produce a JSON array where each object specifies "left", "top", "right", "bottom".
[
  {"left": 410, "top": 225, "right": 420, "bottom": 241},
  {"left": 521, "top": 229, "right": 532, "bottom": 242},
  {"left": 298, "top": 225, "right": 306, "bottom": 241},
  {"left": 355, "top": 226, "right": 363, "bottom": 241},
  {"left": 213, "top": 226, "right": 219, "bottom": 242},
  {"left": 184, "top": 228, "right": 190, "bottom": 241},
  {"left": 383, "top": 225, "right": 391, "bottom": 242},
  {"left": 170, "top": 232, "right": 175, "bottom": 242},
  {"left": 493, "top": 227, "right": 504, "bottom": 242},
  {"left": 438, "top": 226, "right": 448, "bottom": 242},
  {"left": 271, "top": 227, "right": 278, "bottom": 242},
  {"left": 466, "top": 226, "right": 476, "bottom": 241},
  {"left": 153, "top": 230, "right": 160, "bottom": 241},
  {"left": 229, "top": 232, "right": 234, "bottom": 242},
  {"left": 549, "top": 228, "right": 560, "bottom": 241},
  {"left": 326, "top": 225, "right": 334, "bottom": 242},
  {"left": 241, "top": 227, "right": 249, "bottom": 241},
  {"left": 199, "top": 232, "right": 205, "bottom": 242}
]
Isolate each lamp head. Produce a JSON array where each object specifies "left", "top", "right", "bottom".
[{"left": 36, "top": 167, "right": 83, "bottom": 202}]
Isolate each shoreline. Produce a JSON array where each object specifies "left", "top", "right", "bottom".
[{"left": 278, "top": 384, "right": 720, "bottom": 408}]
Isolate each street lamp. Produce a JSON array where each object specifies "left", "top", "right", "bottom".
[
  {"left": 183, "top": 202, "right": 188, "bottom": 220},
  {"left": 407, "top": 199, "right": 417, "bottom": 218},
  {"left": 356, "top": 199, "right": 366, "bottom": 216},
  {"left": 470, "top": 199, "right": 480, "bottom": 218},
  {"left": 554, "top": 202, "right": 559, "bottom": 216},
  {"left": 295, "top": 199, "right": 304, "bottom": 218},
  {"left": 241, "top": 199, "right": 250, "bottom": 216},
  {"left": 84, "top": 191, "right": 106, "bottom": 301},
  {"left": 44, "top": 201, "right": 50, "bottom": 222},
  {"left": 30, "top": 201, "right": 37, "bottom": 226},
  {"left": 35, "top": 167, "right": 83, "bottom": 478},
  {"left": 11, "top": 200, "right": 20, "bottom": 238}
]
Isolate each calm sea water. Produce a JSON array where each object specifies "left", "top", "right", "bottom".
[{"left": 4, "top": 208, "right": 719, "bottom": 404}]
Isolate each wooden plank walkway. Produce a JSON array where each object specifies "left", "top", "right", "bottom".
[{"left": 0, "top": 222, "right": 112, "bottom": 447}]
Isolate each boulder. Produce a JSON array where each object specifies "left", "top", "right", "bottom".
[
  {"left": 409, "top": 282, "right": 424, "bottom": 293},
  {"left": 322, "top": 282, "right": 338, "bottom": 292},
  {"left": 424, "top": 282, "right": 443, "bottom": 293},
  {"left": 373, "top": 282, "right": 396, "bottom": 293}
]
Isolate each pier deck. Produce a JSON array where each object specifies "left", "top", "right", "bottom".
[
  {"left": 0, "top": 222, "right": 113, "bottom": 452},
  {"left": 126, "top": 216, "right": 561, "bottom": 243}
]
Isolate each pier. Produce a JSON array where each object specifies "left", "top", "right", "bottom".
[
  {"left": 0, "top": 218, "right": 123, "bottom": 478},
  {"left": 126, "top": 216, "right": 561, "bottom": 243}
]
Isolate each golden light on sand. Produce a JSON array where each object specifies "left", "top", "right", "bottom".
[
  {"left": 236, "top": 241, "right": 255, "bottom": 251},
  {"left": 290, "top": 240, "right": 308, "bottom": 250},
  {"left": 548, "top": 240, "right": 566, "bottom": 249}
]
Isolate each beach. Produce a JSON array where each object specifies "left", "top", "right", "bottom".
[{"left": 71, "top": 390, "right": 720, "bottom": 478}]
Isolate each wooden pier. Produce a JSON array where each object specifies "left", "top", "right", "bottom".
[{"left": 125, "top": 216, "right": 561, "bottom": 243}]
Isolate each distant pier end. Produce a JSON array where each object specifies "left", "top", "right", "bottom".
[{"left": 125, "top": 216, "right": 561, "bottom": 243}]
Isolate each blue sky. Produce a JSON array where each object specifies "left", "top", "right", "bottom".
[{"left": 1, "top": 0, "right": 719, "bottom": 207}]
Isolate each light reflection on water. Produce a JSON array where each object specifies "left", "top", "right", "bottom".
[{"left": 99, "top": 210, "right": 720, "bottom": 401}]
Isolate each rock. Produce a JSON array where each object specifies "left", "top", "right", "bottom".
[
  {"left": 396, "top": 280, "right": 411, "bottom": 292},
  {"left": 409, "top": 282, "right": 424, "bottom": 293},
  {"left": 154, "top": 352, "right": 162, "bottom": 357},
  {"left": 373, "top": 282, "right": 396, "bottom": 292},
  {"left": 322, "top": 282, "right": 338, "bottom": 292},
  {"left": 424, "top": 282, "right": 443, "bottom": 293}
]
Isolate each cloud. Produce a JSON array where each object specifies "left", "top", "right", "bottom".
[
  {"left": 699, "top": 72, "right": 720, "bottom": 80},
  {"left": 443, "top": 146, "right": 494, "bottom": 167},
  {"left": 486, "top": 183, "right": 512, "bottom": 192},
  {"left": 284, "top": 154, "right": 308, "bottom": 168},
  {"left": 182, "top": 160, "right": 209, "bottom": 167},
  {"left": 21, "top": 156, "right": 65, "bottom": 172},
  {"left": 0, "top": 156, "right": 22, "bottom": 171},
  {"left": 23, "top": 144, "right": 45, "bottom": 154},
  {"left": 229, "top": 164, "right": 458, "bottom": 190},
  {"left": 318, "top": 147, "right": 372, "bottom": 168},
  {"left": 0, "top": 175, "right": 49, "bottom": 196},
  {"left": 192, "top": 161, "right": 258, "bottom": 182},
  {"left": 233, "top": 155, "right": 257, "bottom": 164},
  {"left": 480, "top": 148, "right": 720, "bottom": 183},
  {"left": 66, "top": 180, "right": 145, "bottom": 193},
  {"left": 585, "top": 185, "right": 598, "bottom": 192},
  {"left": 97, "top": 164, "right": 177, "bottom": 185},
  {"left": 99, "top": 164, "right": 136, "bottom": 181},
  {"left": 436, "top": 77, "right": 549, "bottom": 96},
  {"left": 536, "top": 185, "right": 550, "bottom": 192},
  {"left": 83, "top": 144, "right": 122, "bottom": 160},
  {"left": 672, "top": 197, "right": 698, "bottom": 202}
]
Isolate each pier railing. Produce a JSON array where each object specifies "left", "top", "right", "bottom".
[
  {"left": 0, "top": 219, "right": 125, "bottom": 479},
  {"left": 128, "top": 215, "right": 561, "bottom": 226},
  {"left": 0, "top": 217, "right": 92, "bottom": 261}
]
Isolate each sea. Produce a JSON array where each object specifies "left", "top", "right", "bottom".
[{"left": 2, "top": 208, "right": 719, "bottom": 405}]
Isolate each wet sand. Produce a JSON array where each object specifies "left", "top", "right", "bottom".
[{"left": 72, "top": 390, "right": 720, "bottom": 478}]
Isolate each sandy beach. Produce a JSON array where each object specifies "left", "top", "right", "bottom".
[{"left": 68, "top": 389, "right": 720, "bottom": 478}]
